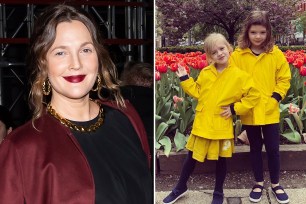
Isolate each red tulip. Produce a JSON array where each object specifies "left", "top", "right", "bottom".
[
  {"left": 155, "top": 71, "right": 161, "bottom": 81},
  {"left": 197, "top": 60, "right": 208, "bottom": 69},
  {"left": 300, "top": 66, "right": 306, "bottom": 76},
  {"left": 200, "top": 53, "right": 207, "bottom": 60},
  {"left": 169, "top": 63, "right": 178, "bottom": 72},
  {"left": 156, "top": 63, "right": 167, "bottom": 73},
  {"left": 286, "top": 55, "right": 295, "bottom": 64},
  {"left": 293, "top": 58, "right": 304, "bottom": 69}
]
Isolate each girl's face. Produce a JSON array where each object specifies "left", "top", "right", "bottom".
[
  {"left": 46, "top": 20, "right": 99, "bottom": 101},
  {"left": 248, "top": 25, "right": 267, "bottom": 49},
  {"left": 210, "top": 40, "right": 230, "bottom": 68}
]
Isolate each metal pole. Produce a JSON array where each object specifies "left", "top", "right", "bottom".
[
  {"left": 137, "top": 0, "right": 145, "bottom": 62},
  {"left": 107, "top": 5, "right": 111, "bottom": 38},
  {"left": 0, "top": 67, "right": 2, "bottom": 105},
  {"left": 111, "top": 6, "right": 115, "bottom": 38},
  {"left": 2, "top": 4, "right": 6, "bottom": 57},
  {"left": 125, "top": 0, "right": 133, "bottom": 62},
  {"left": 0, "top": 4, "right": 3, "bottom": 39}
]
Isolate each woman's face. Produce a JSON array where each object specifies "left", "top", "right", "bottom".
[
  {"left": 46, "top": 20, "right": 99, "bottom": 101},
  {"left": 248, "top": 25, "right": 267, "bottom": 49}
]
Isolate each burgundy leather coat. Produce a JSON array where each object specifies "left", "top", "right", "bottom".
[{"left": 0, "top": 100, "right": 151, "bottom": 204}]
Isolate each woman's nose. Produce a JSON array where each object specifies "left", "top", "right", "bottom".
[{"left": 70, "top": 53, "right": 81, "bottom": 70}]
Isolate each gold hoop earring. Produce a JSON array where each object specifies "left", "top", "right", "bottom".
[
  {"left": 92, "top": 74, "right": 102, "bottom": 92},
  {"left": 42, "top": 78, "right": 51, "bottom": 95}
]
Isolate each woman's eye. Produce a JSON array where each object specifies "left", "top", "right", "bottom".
[
  {"left": 55, "top": 51, "right": 64, "bottom": 56},
  {"left": 82, "top": 48, "right": 92, "bottom": 53}
]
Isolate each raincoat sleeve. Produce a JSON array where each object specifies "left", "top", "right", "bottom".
[
  {"left": 180, "top": 70, "right": 205, "bottom": 99},
  {"left": 274, "top": 51, "right": 291, "bottom": 99},
  {"left": 233, "top": 74, "right": 260, "bottom": 115},
  {"left": 0, "top": 140, "right": 24, "bottom": 203}
]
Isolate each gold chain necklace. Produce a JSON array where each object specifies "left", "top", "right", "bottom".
[{"left": 47, "top": 100, "right": 104, "bottom": 132}]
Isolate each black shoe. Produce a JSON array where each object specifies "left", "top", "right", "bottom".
[
  {"left": 249, "top": 184, "right": 264, "bottom": 203},
  {"left": 271, "top": 185, "right": 289, "bottom": 204},
  {"left": 211, "top": 191, "right": 224, "bottom": 204},
  {"left": 163, "top": 188, "right": 187, "bottom": 204}
]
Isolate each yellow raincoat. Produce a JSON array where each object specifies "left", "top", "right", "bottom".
[
  {"left": 181, "top": 63, "right": 260, "bottom": 140},
  {"left": 230, "top": 46, "right": 291, "bottom": 125}
]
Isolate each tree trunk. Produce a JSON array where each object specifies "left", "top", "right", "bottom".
[{"left": 227, "top": 28, "right": 236, "bottom": 46}]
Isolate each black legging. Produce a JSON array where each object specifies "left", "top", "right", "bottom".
[
  {"left": 244, "top": 124, "right": 280, "bottom": 184},
  {"left": 175, "top": 151, "right": 227, "bottom": 193}
]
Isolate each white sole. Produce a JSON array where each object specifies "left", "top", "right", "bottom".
[
  {"left": 249, "top": 196, "right": 262, "bottom": 203},
  {"left": 272, "top": 190, "right": 289, "bottom": 204},
  {"left": 163, "top": 191, "right": 187, "bottom": 204}
]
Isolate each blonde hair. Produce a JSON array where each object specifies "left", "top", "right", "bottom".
[
  {"left": 237, "top": 10, "right": 274, "bottom": 52},
  {"left": 203, "top": 33, "right": 233, "bottom": 63},
  {"left": 28, "top": 4, "right": 124, "bottom": 123}
]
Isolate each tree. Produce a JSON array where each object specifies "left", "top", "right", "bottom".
[
  {"left": 294, "top": 10, "right": 306, "bottom": 43},
  {"left": 156, "top": 0, "right": 299, "bottom": 46}
]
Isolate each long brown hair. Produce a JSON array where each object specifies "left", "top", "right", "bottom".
[
  {"left": 28, "top": 4, "right": 124, "bottom": 122},
  {"left": 237, "top": 10, "right": 274, "bottom": 52}
]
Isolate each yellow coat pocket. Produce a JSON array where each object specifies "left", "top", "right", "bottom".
[
  {"left": 265, "top": 97, "right": 278, "bottom": 115},
  {"left": 213, "top": 114, "right": 231, "bottom": 131}
]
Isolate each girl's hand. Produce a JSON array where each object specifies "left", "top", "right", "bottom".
[
  {"left": 220, "top": 106, "right": 232, "bottom": 119},
  {"left": 176, "top": 64, "right": 188, "bottom": 77}
]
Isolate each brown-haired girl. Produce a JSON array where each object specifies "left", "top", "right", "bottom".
[{"left": 231, "top": 10, "right": 291, "bottom": 204}]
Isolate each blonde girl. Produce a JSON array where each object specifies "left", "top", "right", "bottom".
[{"left": 163, "top": 33, "right": 260, "bottom": 204}]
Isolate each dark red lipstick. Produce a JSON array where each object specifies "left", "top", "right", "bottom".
[{"left": 63, "top": 75, "right": 86, "bottom": 83}]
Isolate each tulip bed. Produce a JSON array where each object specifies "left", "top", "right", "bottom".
[{"left": 156, "top": 50, "right": 306, "bottom": 156}]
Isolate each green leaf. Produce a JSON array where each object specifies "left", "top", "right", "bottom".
[
  {"left": 234, "top": 119, "right": 242, "bottom": 137},
  {"left": 170, "top": 111, "right": 181, "bottom": 120},
  {"left": 292, "top": 113, "right": 304, "bottom": 134},
  {"left": 281, "top": 131, "right": 301, "bottom": 143},
  {"left": 155, "top": 115, "right": 162, "bottom": 121},
  {"left": 284, "top": 118, "right": 296, "bottom": 131},
  {"left": 160, "top": 102, "right": 172, "bottom": 117},
  {"left": 156, "top": 122, "right": 169, "bottom": 141},
  {"left": 155, "top": 141, "right": 161, "bottom": 150},
  {"left": 156, "top": 97, "right": 166, "bottom": 114},
  {"left": 159, "top": 136, "right": 172, "bottom": 156},
  {"left": 179, "top": 119, "right": 187, "bottom": 133},
  {"left": 167, "top": 118, "right": 177, "bottom": 125},
  {"left": 174, "top": 131, "right": 187, "bottom": 152},
  {"left": 185, "top": 108, "right": 195, "bottom": 126}
]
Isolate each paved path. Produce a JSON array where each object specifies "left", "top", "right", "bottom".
[{"left": 156, "top": 188, "right": 306, "bottom": 204}]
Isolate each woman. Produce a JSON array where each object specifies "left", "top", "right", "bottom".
[{"left": 0, "top": 4, "right": 152, "bottom": 204}]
